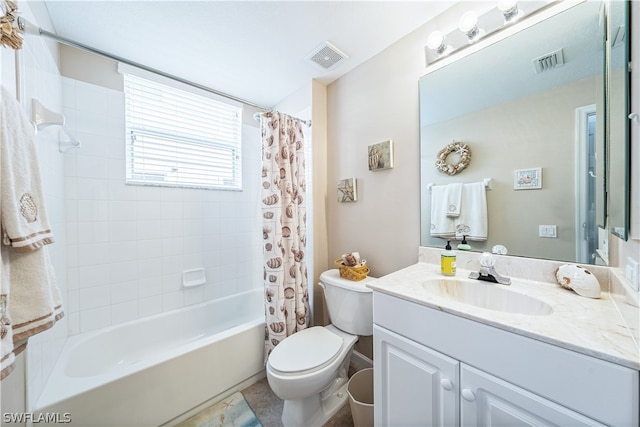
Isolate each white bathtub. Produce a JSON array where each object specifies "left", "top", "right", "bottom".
[{"left": 34, "top": 288, "right": 266, "bottom": 426}]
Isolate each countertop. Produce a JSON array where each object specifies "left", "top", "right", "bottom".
[{"left": 367, "top": 262, "right": 640, "bottom": 371}]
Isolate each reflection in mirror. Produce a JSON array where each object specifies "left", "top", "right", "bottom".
[
  {"left": 607, "top": 0, "right": 630, "bottom": 241},
  {"left": 420, "top": 1, "right": 606, "bottom": 264}
]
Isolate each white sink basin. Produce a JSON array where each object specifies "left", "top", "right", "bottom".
[{"left": 421, "top": 278, "right": 553, "bottom": 316}]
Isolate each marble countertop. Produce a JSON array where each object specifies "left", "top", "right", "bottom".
[{"left": 367, "top": 262, "right": 640, "bottom": 371}]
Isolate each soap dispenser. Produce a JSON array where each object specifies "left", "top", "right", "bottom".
[
  {"left": 441, "top": 240, "right": 456, "bottom": 276},
  {"left": 457, "top": 235, "right": 471, "bottom": 251}
]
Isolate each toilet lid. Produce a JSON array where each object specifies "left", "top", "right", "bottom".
[{"left": 269, "top": 327, "right": 343, "bottom": 373}]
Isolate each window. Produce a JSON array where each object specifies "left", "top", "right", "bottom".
[{"left": 121, "top": 65, "right": 242, "bottom": 190}]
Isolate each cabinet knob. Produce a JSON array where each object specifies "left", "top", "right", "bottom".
[
  {"left": 461, "top": 388, "right": 476, "bottom": 402},
  {"left": 440, "top": 378, "right": 453, "bottom": 391}
]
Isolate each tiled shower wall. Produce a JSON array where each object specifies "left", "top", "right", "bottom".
[{"left": 62, "top": 77, "right": 264, "bottom": 336}]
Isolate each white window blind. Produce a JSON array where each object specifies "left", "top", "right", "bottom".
[{"left": 122, "top": 70, "right": 242, "bottom": 190}]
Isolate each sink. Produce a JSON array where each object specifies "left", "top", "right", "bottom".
[{"left": 421, "top": 278, "right": 553, "bottom": 316}]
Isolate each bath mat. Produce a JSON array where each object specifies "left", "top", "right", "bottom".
[{"left": 177, "top": 392, "right": 262, "bottom": 427}]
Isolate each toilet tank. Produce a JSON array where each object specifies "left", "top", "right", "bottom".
[{"left": 319, "top": 269, "right": 375, "bottom": 336}]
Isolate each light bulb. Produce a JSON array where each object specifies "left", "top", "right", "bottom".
[
  {"left": 458, "top": 11, "right": 479, "bottom": 35},
  {"left": 498, "top": 0, "right": 522, "bottom": 23},
  {"left": 426, "top": 31, "right": 445, "bottom": 53}
]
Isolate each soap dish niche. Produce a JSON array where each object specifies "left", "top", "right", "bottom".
[{"left": 183, "top": 268, "right": 206, "bottom": 288}]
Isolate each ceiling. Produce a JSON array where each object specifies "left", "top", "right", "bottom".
[{"left": 41, "top": 1, "right": 456, "bottom": 109}]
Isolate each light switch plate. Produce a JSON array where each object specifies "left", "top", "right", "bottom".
[
  {"left": 538, "top": 225, "right": 557, "bottom": 238},
  {"left": 625, "top": 257, "right": 639, "bottom": 291}
]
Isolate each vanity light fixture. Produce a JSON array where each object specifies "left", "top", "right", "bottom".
[
  {"left": 498, "top": 0, "right": 524, "bottom": 23},
  {"left": 458, "top": 11, "right": 484, "bottom": 43},
  {"left": 426, "top": 31, "right": 450, "bottom": 56}
]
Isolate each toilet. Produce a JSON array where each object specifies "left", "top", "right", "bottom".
[{"left": 266, "top": 269, "right": 375, "bottom": 427}]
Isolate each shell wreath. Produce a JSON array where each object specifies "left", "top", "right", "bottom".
[{"left": 435, "top": 141, "right": 471, "bottom": 176}]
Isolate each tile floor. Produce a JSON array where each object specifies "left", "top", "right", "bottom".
[
  {"left": 241, "top": 377, "right": 354, "bottom": 427},
  {"left": 179, "top": 362, "right": 368, "bottom": 426}
]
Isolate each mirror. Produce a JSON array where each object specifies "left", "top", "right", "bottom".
[
  {"left": 606, "top": 0, "right": 630, "bottom": 241},
  {"left": 420, "top": 1, "right": 611, "bottom": 263}
]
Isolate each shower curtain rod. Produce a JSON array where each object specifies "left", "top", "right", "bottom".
[{"left": 17, "top": 17, "right": 270, "bottom": 111}]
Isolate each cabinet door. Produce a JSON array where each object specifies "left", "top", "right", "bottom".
[
  {"left": 374, "top": 325, "right": 459, "bottom": 427},
  {"left": 460, "top": 364, "right": 605, "bottom": 427}
]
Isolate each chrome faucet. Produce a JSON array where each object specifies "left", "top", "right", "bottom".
[{"left": 469, "top": 252, "right": 511, "bottom": 285}]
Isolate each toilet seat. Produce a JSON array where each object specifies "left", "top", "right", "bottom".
[{"left": 269, "top": 327, "right": 343, "bottom": 374}]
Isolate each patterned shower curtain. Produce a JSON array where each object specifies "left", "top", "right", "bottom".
[{"left": 261, "top": 111, "right": 310, "bottom": 361}]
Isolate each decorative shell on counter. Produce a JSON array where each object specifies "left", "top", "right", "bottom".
[{"left": 555, "top": 264, "right": 601, "bottom": 299}]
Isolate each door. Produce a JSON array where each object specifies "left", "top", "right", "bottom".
[
  {"left": 374, "top": 325, "right": 459, "bottom": 426},
  {"left": 460, "top": 364, "right": 604, "bottom": 426}
]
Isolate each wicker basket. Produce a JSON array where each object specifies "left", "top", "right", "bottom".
[{"left": 335, "top": 259, "right": 370, "bottom": 281}]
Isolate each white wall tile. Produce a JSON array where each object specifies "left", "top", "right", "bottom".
[
  {"left": 109, "top": 200, "right": 137, "bottom": 221},
  {"left": 109, "top": 260, "right": 138, "bottom": 283},
  {"left": 62, "top": 77, "right": 263, "bottom": 337},
  {"left": 80, "top": 307, "right": 111, "bottom": 333},
  {"left": 111, "top": 300, "right": 138, "bottom": 325},
  {"left": 109, "top": 221, "right": 137, "bottom": 242},
  {"left": 111, "top": 281, "right": 138, "bottom": 304},
  {"left": 79, "top": 285, "right": 110, "bottom": 309}
]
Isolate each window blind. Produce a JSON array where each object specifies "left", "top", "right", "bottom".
[{"left": 123, "top": 72, "right": 242, "bottom": 190}]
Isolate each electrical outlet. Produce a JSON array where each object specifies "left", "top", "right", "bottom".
[{"left": 625, "top": 257, "right": 639, "bottom": 291}]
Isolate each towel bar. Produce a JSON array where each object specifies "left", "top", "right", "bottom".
[{"left": 427, "top": 178, "right": 492, "bottom": 191}]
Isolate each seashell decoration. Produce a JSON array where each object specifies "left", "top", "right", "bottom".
[
  {"left": 435, "top": 141, "right": 471, "bottom": 176},
  {"left": 555, "top": 264, "right": 601, "bottom": 299},
  {"left": 267, "top": 257, "right": 282, "bottom": 269},
  {"left": 270, "top": 322, "right": 285, "bottom": 333},
  {"left": 19, "top": 193, "right": 38, "bottom": 223},
  {"left": 265, "top": 288, "right": 274, "bottom": 302},
  {"left": 262, "top": 194, "right": 279, "bottom": 205}
]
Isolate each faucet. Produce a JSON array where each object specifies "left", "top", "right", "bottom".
[{"left": 469, "top": 252, "right": 511, "bottom": 285}]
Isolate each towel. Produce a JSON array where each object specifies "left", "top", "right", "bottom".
[
  {"left": 454, "top": 182, "right": 488, "bottom": 241},
  {"left": 0, "top": 86, "right": 64, "bottom": 381},
  {"left": 430, "top": 185, "right": 455, "bottom": 238},
  {"left": 1, "top": 86, "right": 54, "bottom": 251},
  {"left": 5, "top": 246, "right": 63, "bottom": 342},
  {"left": 0, "top": 265, "right": 15, "bottom": 380},
  {"left": 445, "top": 183, "right": 462, "bottom": 217}
]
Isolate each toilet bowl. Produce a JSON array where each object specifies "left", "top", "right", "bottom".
[{"left": 266, "top": 269, "right": 375, "bottom": 427}]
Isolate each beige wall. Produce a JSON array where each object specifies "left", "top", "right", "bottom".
[{"left": 326, "top": 26, "right": 425, "bottom": 277}]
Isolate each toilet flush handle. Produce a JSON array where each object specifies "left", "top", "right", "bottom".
[{"left": 318, "top": 282, "right": 325, "bottom": 290}]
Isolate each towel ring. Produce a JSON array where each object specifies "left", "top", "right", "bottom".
[{"left": 435, "top": 141, "right": 471, "bottom": 176}]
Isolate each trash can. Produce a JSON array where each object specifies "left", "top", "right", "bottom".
[{"left": 347, "top": 368, "right": 374, "bottom": 427}]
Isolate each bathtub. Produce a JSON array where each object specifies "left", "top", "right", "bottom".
[{"left": 34, "top": 288, "right": 266, "bottom": 426}]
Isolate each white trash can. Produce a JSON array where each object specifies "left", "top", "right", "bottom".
[{"left": 347, "top": 368, "right": 374, "bottom": 427}]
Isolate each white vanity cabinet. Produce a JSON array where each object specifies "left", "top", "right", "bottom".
[
  {"left": 373, "top": 292, "right": 639, "bottom": 427},
  {"left": 374, "top": 325, "right": 459, "bottom": 426}
]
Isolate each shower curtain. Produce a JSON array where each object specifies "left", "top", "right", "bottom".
[{"left": 261, "top": 111, "right": 310, "bottom": 361}]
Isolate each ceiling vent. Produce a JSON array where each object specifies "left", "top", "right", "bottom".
[
  {"left": 305, "top": 41, "right": 348, "bottom": 71},
  {"left": 532, "top": 48, "right": 565, "bottom": 74}
]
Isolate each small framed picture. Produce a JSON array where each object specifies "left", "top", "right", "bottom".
[
  {"left": 337, "top": 178, "right": 357, "bottom": 202},
  {"left": 368, "top": 140, "right": 394, "bottom": 171},
  {"left": 514, "top": 168, "right": 542, "bottom": 190}
]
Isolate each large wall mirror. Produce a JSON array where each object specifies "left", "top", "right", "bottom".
[{"left": 419, "top": 0, "right": 629, "bottom": 264}]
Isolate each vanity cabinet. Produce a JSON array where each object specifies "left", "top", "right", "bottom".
[
  {"left": 373, "top": 292, "right": 639, "bottom": 427},
  {"left": 374, "top": 326, "right": 459, "bottom": 426}
]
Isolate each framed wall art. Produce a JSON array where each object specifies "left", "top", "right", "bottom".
[
  {"left": 368, "top": 140, "right": 394, "bottom": 171},
  {"left": 337, "top": 178, "right": 357, "bottom": 202},
  {"left": 514, "top": 168, "right": 542, "bottom": 190}
]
